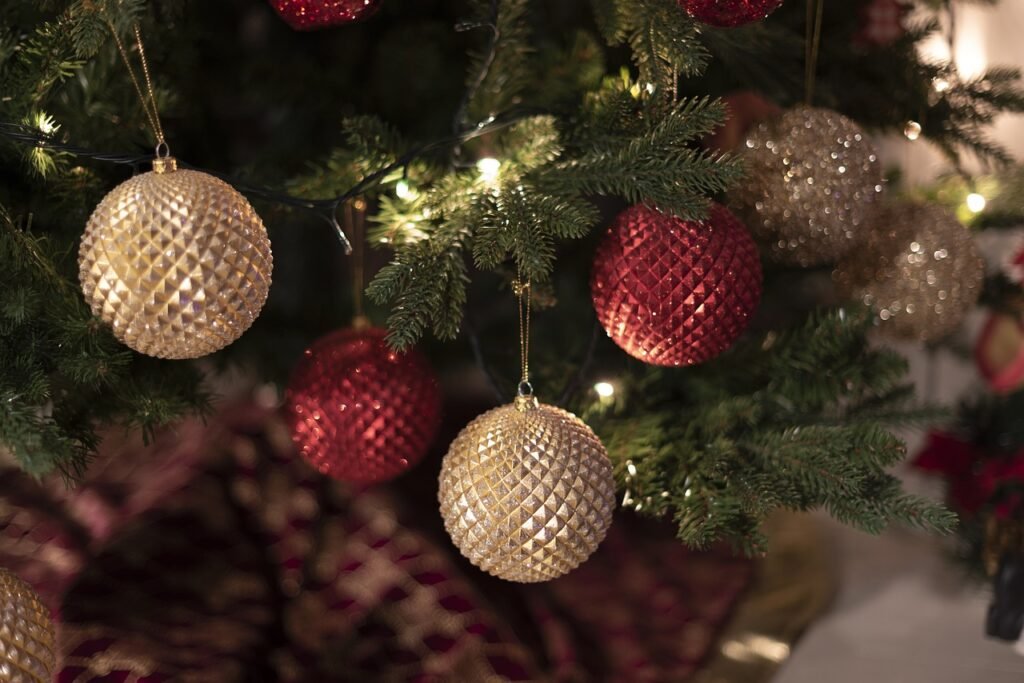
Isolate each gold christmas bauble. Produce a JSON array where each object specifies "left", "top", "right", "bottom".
[
  {"left": 729, "top": 106, "right": 884, "bottom": 267},
  {"left": 834, "top": 202, "right": 984, "bottom": 342},
  {"left": 438, "top": 394, "right": 616, "bottom": 583},
  {"left": 0, "top": 568, "right": 56, "bottom": 682},
  {"left": 80, "top": 157, "right": 273, "bottom": 359}
]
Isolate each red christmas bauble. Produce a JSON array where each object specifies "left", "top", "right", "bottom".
[
  {"left": 270, "top": 0, "right": 382, "bottom": 31},
  {"left": 591, "top": 203, "right": 762, "bottom": 367},
  {"left": 284, "top": 326, "right": 441, "bottom": 483},
  {"left": 680, "top": 0, "right": 784, "bottom": 27}
]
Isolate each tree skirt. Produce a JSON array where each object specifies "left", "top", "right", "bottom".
[{"left": 0, "top": 404, "right": 829, "bottom": 681}]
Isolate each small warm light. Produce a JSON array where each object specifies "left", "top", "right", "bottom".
[
  {"left": 644, "top": 82, "right": 656, "bottom": 94},
  {"left": 476, "top": 157, "right": 501, "bottom": 183},
  {"left": 933, "top": 77, "right": 951, "bottom": 93},
  {"left": 35, "top": 113, "right": 58, "bottom": 135},
  {"left": 594, "top": 381, "right": 615, "bottom": 399},
  {"left": 967, "top": 192, "right": 987, "bottom": 213},
  {"left": 395, "top": 180, "right": 416, "bottom": 200},
  {"left": 904, "top": 121, "right": 922, "bottom": 141}
]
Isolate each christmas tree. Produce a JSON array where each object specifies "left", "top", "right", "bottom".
[{"left": 2, "top": 0, "right": 1024, "bottom": 677}]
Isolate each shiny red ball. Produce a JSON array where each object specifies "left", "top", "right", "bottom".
[
  {"left": 270, "top": 0, "right": 382, "bottom": 31},
  {"left": 680, "top": 0, "right": 784, "bottom": 27},
  {"left": 591, "top": 203, "right": 762, "bottom": 367},
  {"left": 284, "top": 327, "right": 441, "bottom": 483}
]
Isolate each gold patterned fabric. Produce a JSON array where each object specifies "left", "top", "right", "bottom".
[{"left": 0, "top": 568, "right": 56, "bottom": 683}]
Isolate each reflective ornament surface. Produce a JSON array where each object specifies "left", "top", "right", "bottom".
[
  {"left": 591, "top": 203, "right": 762, "bottom": 367},
  {"left": 730, "top": 106, "right": 884, "bottom": 266},
  {"left": 438, "top": 395, "right": 616, "bottom": 583},
  {"left": 0, "top": 568, "right": 56, "bottom": 683},
  {"left": 680, "top": 0, "right": 784, "bottom": 27},
  {"left": 285, "top": 326, "right": 441, "bottom": 483},
  {"left": 270, "top": 0, "right": 383, "bottom": 30},
  {"left": 834, "top": 202, "right": 984, "bottom": 342},
  {"left": 80, "top": 157, "right": 272, "bottom": 359}
]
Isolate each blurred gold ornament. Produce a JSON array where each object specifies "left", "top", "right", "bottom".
[
  {"left": 834, "top": 202, "right": 984, "bottom": 342},
  {"left": 80, "top": 157, "right": 273, "bottom": 359},
  {"left": 438, "top": 394, "right": 616, "bottom": 583},
  {"left": 0, "top": 568, "right": 56, "bottom": 683},
  {"left": 729, "top": 106, "right": 884, "bottom": 266}
]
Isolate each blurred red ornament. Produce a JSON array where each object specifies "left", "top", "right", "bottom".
[
  {"left": 591, "top": 203, "right": 762, "bottom": 367},
  {"left": 853, "top": 0, "right": 910, "bottom": 48},
  {"left": 284, "top": 326, "right": 441, "bottom": 483},
  {"left": 976, "top": 313, "right": 1024, "bottom": 395},
  {"left": 270, "top": 0, "right": 382, "bottom": 31},
  {"left": 680, "top": 0, "right": 784, "bottom": 27}
]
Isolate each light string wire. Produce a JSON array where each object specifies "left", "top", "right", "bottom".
[
  {"left": 346, "top": 198, "right": 367, "bottom": 323},
  {"left": 804, "top": 0, "right": 825, "bottom": 106}
]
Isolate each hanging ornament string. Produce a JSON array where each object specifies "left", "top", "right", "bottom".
[
  {"left": 804, "top": 0, "right": 825, "bottom": 106},
  {"left": 106, "top": 21, "right": 167, "bottom": 155},
  {"left": 346, "top": 198, "right": 369, "bottom": 325},
  {"left": 514, "top": 275, "right": 532, "bottom": 396}
]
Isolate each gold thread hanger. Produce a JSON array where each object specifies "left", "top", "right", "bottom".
[
  {"left": 804, "top": 0, "right": 825, "bottom": 106},
  {"left": 106, "top": 19, "right": 168, "bottom": 157}
]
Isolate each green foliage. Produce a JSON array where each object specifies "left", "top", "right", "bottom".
[
  {"left": 0, "top": 206, "right": 211, "bottom": 478},
  {"left": 586, "top": 310, "right": 956, "bottom": 554}
]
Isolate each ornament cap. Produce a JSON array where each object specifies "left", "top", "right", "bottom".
[
  {"left": 152, "top": 156, "right": 178, "bottom": 174},
  {"left": 514, "top": 392, "right": 538, "bottom": 412}
]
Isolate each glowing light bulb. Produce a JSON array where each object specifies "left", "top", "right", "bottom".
[
  {"left": 476, "top": 157, "right": 501, "bottom": 183},
  {"left": 966, "top": 193, "right": 987, "bottom": 213},
  {"left": 904, "top": 121, "right": 922, "bottom": 141},
  {"left": 395, "top": 180, "right": 416, "bottom": 200},
  {"left": 594, "top": 381, "right": 615, "bottom": 399},
  {"left": 933, "top": 77, "right": 951, "bottom": 93}
]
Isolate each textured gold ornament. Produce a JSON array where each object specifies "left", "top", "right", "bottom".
[
  {"left": 834, "top": 202, "right": 984, "bottom": 342},
  {"left": 0, "top": 568, "right": 56, "bottom": 683},
  {"left": 438, "top": 395, "right": 616, "bottom": 583},
  {"left": 729, "top": 106, "right": 884, "bottom": 266},
  {"left": 80, "top": 157, "right": 273, "bottom": 359}
]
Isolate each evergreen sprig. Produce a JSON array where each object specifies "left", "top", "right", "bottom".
[{"left": 586, "top": 310, "right": 957, "bottom": 555}]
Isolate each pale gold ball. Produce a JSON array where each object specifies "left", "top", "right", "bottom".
[
  {"left": 438, "top": 396, "right": 616, "bottom": 583},
  {"left": 0, "top": 568, "right": 56, "bottom": 683},
  {"left": 730, "top": 106, "right": 884, "bottom": 266},
  {"left": 834, "top": 202, "right": 984, "bottom": 342},
  {"left": 80, "top": 158, "right": 273, "bottom": 359}
]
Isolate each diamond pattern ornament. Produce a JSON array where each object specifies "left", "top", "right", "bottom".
[
  {"left": 680, "top": 0, "right": 784, "bottom": 27},
  {"left": 591, "top": 203, "right": 763, "bottom": 367},
  {"left": 438, "top": 395, "right": 616, "bottom": 584},
  {"left": 729, "top": 106, "right": 884, "bottom": 266},
  {"left": 834, "top": 202, "right": 984, "bottom": 343},
  {"left": 79, "top": 157, "right": 273, "bottom": 359},
  {"left": 270, "top": 0, "right": 383, "bottom": 31},
  {"left": 0, "top": 568, "right": 56, "bottom": 683},
  {"left": 284, "top": 326, "right": 442, "bottom": 483}
]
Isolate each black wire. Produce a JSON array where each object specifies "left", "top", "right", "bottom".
[{"left": 0, "top": 108, "right": 534, "bottom": 254}]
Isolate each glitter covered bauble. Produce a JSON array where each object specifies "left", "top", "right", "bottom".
[
  {"left": 591, "top": 203, "right": 763, "bottom": 367},
  {"left": 834, "top": 202, "right": 984, "bottom": 342},
  {"left": 438, "top": 394, "right": 616, "bottom": 583},
  {"left": 680, "top": 0, "right": 784, "bottom": 27},
  {"left": 270, "top": 0, "right": 383, "bottom": 30},
  {"left": 284, "top": 325, "right": 441, "bottom": 483},
  {"left": 80, "top": 157, "right": 272, "bottom": 360},
  {"left": 729, "top": 106, "right": 884, "bottom": 267},
  {"left": 0, "top": 568, "right": 56, "bottom": 683}
]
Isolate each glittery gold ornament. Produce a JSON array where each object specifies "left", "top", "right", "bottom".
[
  {"left": 0, "top": 568, "right": 56, "bottom": 683},
  {"left": 438, "top": 394, "right": 616, "bottom": 583},
  {"left": 834, "top": 202, "right": 984, "bottom": 342},
  {"left": 729, "top": 106, "right": 884, "bottom": 266},
  {"left": 80, "top": 157, "right": 273, "bottom": 359}
]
